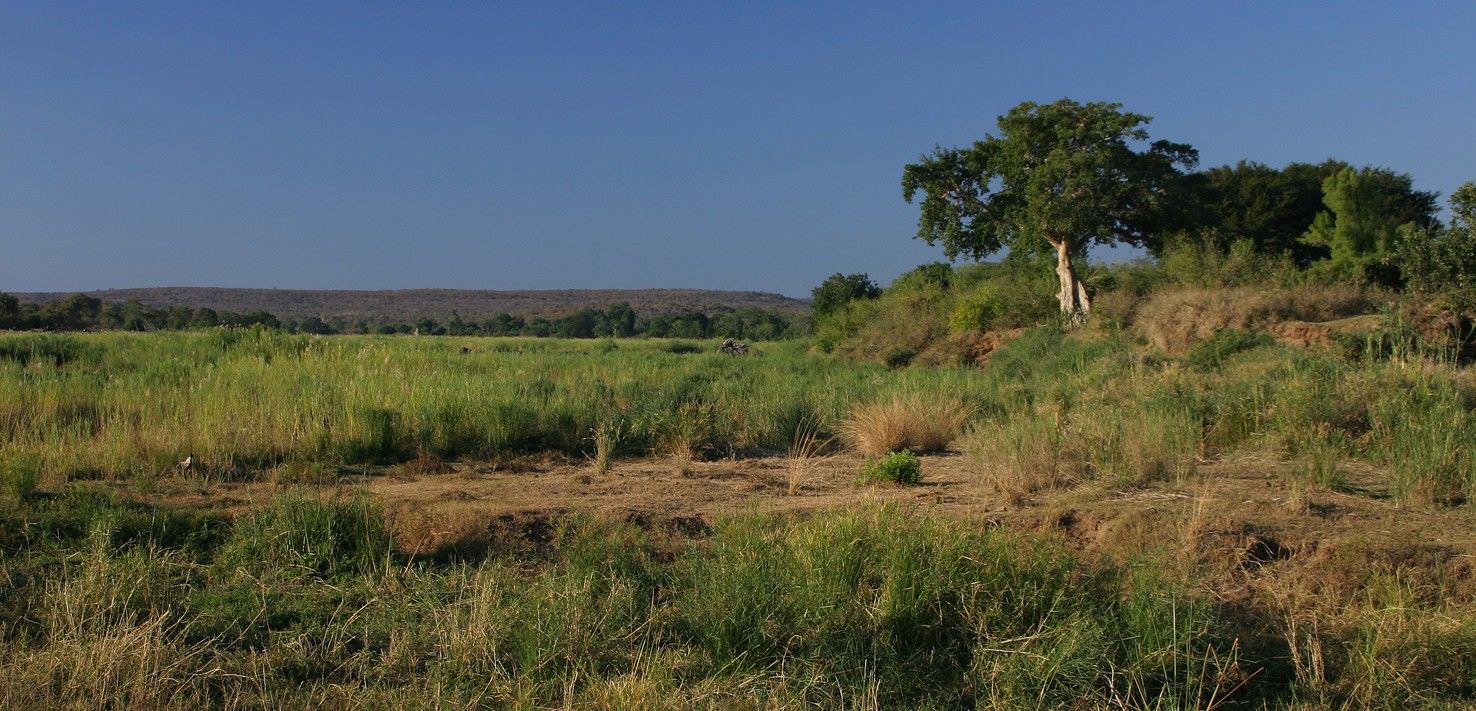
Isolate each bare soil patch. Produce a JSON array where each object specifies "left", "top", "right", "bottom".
[{"left": 116, "top": 451, "right": 1476, "bottom": 605}]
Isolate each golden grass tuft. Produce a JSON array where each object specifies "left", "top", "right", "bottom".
[{"left": 842, "top": 394, "right": 973, "bottom": 456}]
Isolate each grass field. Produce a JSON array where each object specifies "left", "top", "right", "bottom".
[
  {"left": 3, "top": 327, "right": 1476, "bottom": 708},
  {"left": 0, "top": 330, "right": 983, "bottom": 483}
]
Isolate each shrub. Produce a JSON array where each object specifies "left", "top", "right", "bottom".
[
  {"left": 826, "top": 280, "right": 950, "bottom": 363},
  {"left": 858, "top": 449, "right": 921, "bottom": 485},
  {"left": 1399, "top": 184, "right": 1476, "bottom": 315},
  {"left": 949, "top": 285, "right": 1006, "bottom": 334},
  {"left": 811, "top": 272, "right": 882, "bottom": 318}
]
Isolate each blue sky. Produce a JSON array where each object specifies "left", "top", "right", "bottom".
[{"left": 3, "top": 2, "right": 1473, "bottom": 297}]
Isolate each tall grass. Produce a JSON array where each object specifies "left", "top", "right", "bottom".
[
  {"left": 0, "top": 331, "right": 982, "bottom": 482},
  {"left": 4, "top": 481, "right": 1476, "bottom": 705},
  {"left": 964, "top": 326, "right": 1476, "bottom": 506},
  {"left": 0, "top": 494, "right": 1260, "bottom": 708},
  {"left": 4, "top": 327, "right": 1473, "bottom": 508}
]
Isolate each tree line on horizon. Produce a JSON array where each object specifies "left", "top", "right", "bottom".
[{"left": 0, "top": 292, "right": 805, "bottom": 341}]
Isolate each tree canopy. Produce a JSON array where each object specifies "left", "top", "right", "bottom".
[
  {"left": 811, "top": 273, "right": 881, "bottom": 317},
  {"left": 902, "top": 98, "right": 1197, "bottom": 321}
]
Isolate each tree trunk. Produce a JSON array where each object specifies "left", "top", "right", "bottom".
[{"left": 1052, "top": 239, "right": 1090, "bottom": 326}]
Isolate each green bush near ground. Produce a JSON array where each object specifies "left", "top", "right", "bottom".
[{"left": 857, "top": 449, "right": 921, "bottom": 485}]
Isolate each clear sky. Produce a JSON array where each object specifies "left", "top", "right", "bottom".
[{"left": 3, "top": 2, "right": 1473, "bottom": 297}]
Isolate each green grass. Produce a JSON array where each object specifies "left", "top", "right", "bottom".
[
  {"left": 3, "top": 326, "right": 1474, "bottom": 505},
  {"left": 4, "top": 326, "right": 1476, "bottom": 706},
  {"left": 0, "top": 493, "right": 1245, "bottom": 709},
  {"left": 0, "top": 330, "right": 987, "bottom": 482},
  {"left": 4, "top": 492, "right": 1475, "bottom": 708}
]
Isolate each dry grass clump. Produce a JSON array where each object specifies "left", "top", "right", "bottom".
[
  {"left": 1135, "top": 284, "right": 1376, "bottom": 354},
  {"left": 1269, "top": 570, "right": 1476, "bottom": 709},
  {"left": 842, "top": 394, "right": 973, "bottom": 456}
]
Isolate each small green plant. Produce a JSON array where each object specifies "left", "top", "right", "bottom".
[
  {"left": 858, "top": 449, "right": 921, "bottom": 485},
  {"left": 1, "top": 451, "right": 42, "bottom": 500}
]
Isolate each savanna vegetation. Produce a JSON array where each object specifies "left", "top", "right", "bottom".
[{"left": 4, "top": 97, "right": 1476, "bottom": 708}]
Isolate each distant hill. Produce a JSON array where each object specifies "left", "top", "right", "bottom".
[{"left": 12, "top": 287, "right": 810, "bottom": 324}]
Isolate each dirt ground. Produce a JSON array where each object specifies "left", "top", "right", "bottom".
[{"left": 124, "top": 451, "right": 1476, "bottom": 602}]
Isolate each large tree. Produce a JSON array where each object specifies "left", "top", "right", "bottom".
[{"left": 902, "top": 99, "right": 1197, "bottom": 323}]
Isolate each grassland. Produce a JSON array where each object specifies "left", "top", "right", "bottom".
[
  {"left": 3, "top": 326, "right": 1476, "bottom": 708},
  {"left": 0, "top": 330, "right": 985, "bottom": 483}
]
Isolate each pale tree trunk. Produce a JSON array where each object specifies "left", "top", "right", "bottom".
[{"left": 1051, "top": 239, "right": 1090, "bottom": 326}]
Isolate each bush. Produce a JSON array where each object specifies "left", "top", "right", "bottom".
[
  {"left": 1399, "top": 224, "right": 1476, "bottom": 316},
  {"left": 858, "top": 449, "right": 921, "bottom": 485},
  {"left": 811, "top": 273, "right": 881, "bottom": 318},
  {"left": 949, "top": 285, "right": 1006, "bottom": 334},
  {"left": 824, "top": 280, "right": 950, "bottom": 363}
]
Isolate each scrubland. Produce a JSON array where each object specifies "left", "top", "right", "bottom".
[{"left": 2, "top": 297, "right": 1476, "bottom": 708}]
